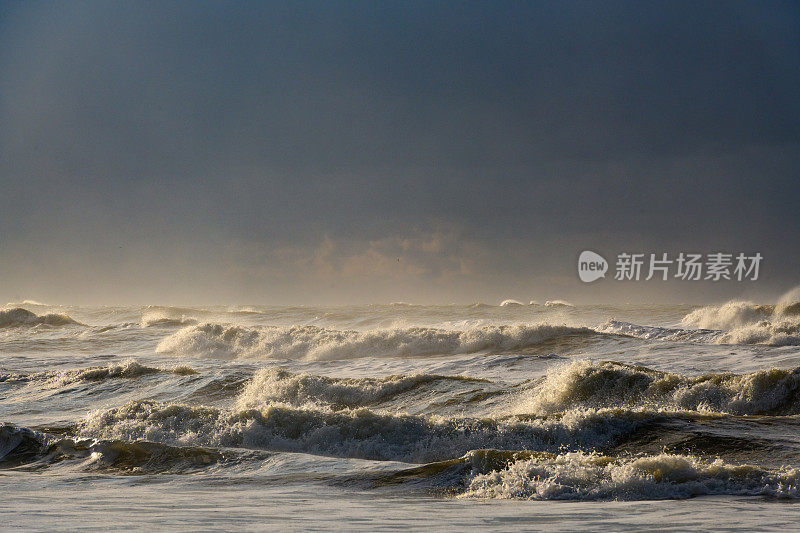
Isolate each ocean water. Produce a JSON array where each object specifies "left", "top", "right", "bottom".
[{"left": 2, "top": 295, "right": 800, "bottom": 531}]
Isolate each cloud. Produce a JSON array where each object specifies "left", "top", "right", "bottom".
[
  {"left": 0, "top": 1, "right": 798, "bottom": 303},
  {"left": 233, "top": 225, "right": 481, "bottom": 286}
]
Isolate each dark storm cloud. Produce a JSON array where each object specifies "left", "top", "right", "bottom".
[{"left": 0, "top": 1, "right": 798, "bottom": 303}]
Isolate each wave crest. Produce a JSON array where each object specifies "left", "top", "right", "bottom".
[
  {"left": 0, "top": 307, "right": 80, "bottom": 328},
  {"left": 460, "top": 451, "right": 800, "bottom": 500},
  {"left": 0, "top": 424, "right": 223, "bottom": 473},
  {"left": 680, "top": 291, "right": 800, "bottom": 345},
  {"left": 598, "top": 320, "right": 718, "bottom": 342},
  {"left": 141, "top": 311, "right": 199, "bottom": 328},
  {"left": 155, "top": 323, "right": 599, "bottom": 360},
  {"left": 78, "top": 400, "right": 649, "bottom": 463},
  {"left": 516, "top": 360, "right": 800, "bottom": 416},
  {"left": 683, "top": 301, "right": 776, "bottom": 330},
  {"left": 237, "top": 368, "right": 489, "bottom": 410},
  {"left": 1, "top": 360, "right": 197, "bottom": 386}
]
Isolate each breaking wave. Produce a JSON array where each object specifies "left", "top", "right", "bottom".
[
  {"left": 598, "top": 320, "right": 719, "bottom": 343},
  {"left": 459, "top": 450, "right": 800, "bottom": 500},
  {"left": 498, "top": 299, "right": 574, "bottom": 307},
  {"left": 141, "top": 311, "right": 199, "bottom": 328},
  {"left": 679, "top": 289, "right": 800, "bottom": 346},
  {"left": 0, "top": 424, "right": 226, "bottom": 473},
  {"left": 515, "top": 360, "right": 800, "bottom": 416},
  {"left": 236, "top": 368, "right": 490, "bottom": 410},
  {"left": 1, "top": 360, "right": 196, "bottom": 386},
  {"left": 598, "top": 293, "right": 800, "bottom": 346},
  {"left": 0, "top": 307, "right": 81, "bottom": 328},
  {"left": 78, "top": 400, "right": 651, "bottom": 463},
  {"left": 545, "top": 300, "right": 574, "bottom": 307},
  {"left": 155, "top": 323, "right": 600, "bottom": 360},
  {"left": 717, "top": 321, "right": 800, "bottom": 346},
  {"left": 683, "top": 301, "right": 777, "bottom": 330},
  {"left": 6, "top": 421, "right": 799, "bottom": 500}
]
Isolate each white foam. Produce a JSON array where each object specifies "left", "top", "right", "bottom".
[
  {"left": 681, "top": 295, "right": 800, "bottom": 346},
  {"left": 598, "top": 320, "right": 719, "bottom": 342},
  {"left": 78, "top": 400, "right": 650, "bottom": 463},
  {"left": 460, "top": 451, "right": 800, "bottom": 500},
  {"left": 682, "top": 301, "right": 774, "bottom": 330},
  {"left": 236, "top": 368, "right": 485, "bottom": 410},
  {"left": 2, "top": 360, "right": 196, "bottom": 387},
  {"left": 155, "top": 323, "right": 597, "bottom": 360},
  {"left": 141, "top": 310, "right": 198, "bottom": 328},
  {"left": 514, "top": 359, "right": 800, "bottom": 416},
  {"left": 545, "top": 300, "right": 574, "bottom": 307}
]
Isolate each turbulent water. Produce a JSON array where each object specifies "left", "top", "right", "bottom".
[{"left": 3, "top": 296, "right": 800, "bottom": 530}]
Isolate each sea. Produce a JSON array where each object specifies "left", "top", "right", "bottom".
[{"left": 2, "top": 292, "right": 800, "bottom": 531}]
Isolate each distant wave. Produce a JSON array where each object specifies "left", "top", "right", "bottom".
[
  {"left": 514, "top": 360, "right": 800, "bottom": 416},
  {"left": 0, "top": 307, "right": 81, "bottom": 328},
  {"left": 3, "top": 299, "right": 50, "bottom": 307},
  {"left": 544, "top": 300, "right": 574, "bottom": 307},
  {"left": 141, "top": 310, "right": 198, "bottom": 328},
  {"left": 1, "top": 360, "right": 196, "bottom": 386},
  {"left": 598, "top": 319, "right": 720, "bottom": 343},
  {"left": 499, "top": 299, "right": 525, "bottom": 307},
  {"left": 155, "top": 323, "right": 601, "bottom": 360},
  {"left": 499, "top": 299, "right": 574, "bottom": 307}
]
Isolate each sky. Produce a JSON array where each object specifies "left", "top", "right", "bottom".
[{"left": 0, "top": 0, "right": 798, "bottom": 305}]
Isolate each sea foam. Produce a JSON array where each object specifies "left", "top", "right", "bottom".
[
  {"left": 236, "top": 368, "right": 490, "bottom": 410},
  {"left": 682, "top": 298, "right": 800, "bottom": 346},
  {"left": 78, "top": 400, "right": 651, "bottom": 463},
  {"left": 155, "top": 323, "right": 599, "bottom": 360},
  {"left": 460, "top": 450, "right": 800, "bottom": 500},
  {"left": 514, "top": 360, "right": 800, "bottom": 416}
]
